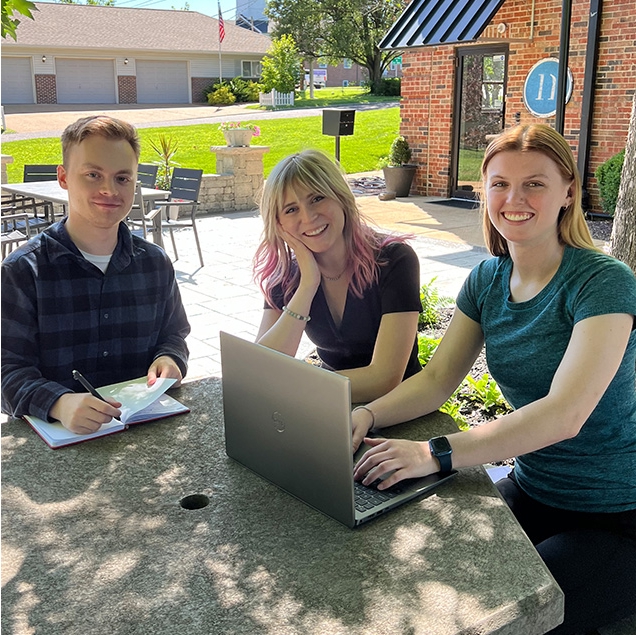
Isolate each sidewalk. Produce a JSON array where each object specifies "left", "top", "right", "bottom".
[
  {"left": 1, "top": 101, "right": 395, "bottom": 140},
  {"left": 170, "top": 195, "right": 490, "bottom": 381}
]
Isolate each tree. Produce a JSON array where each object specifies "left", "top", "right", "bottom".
[
  {"left": 266, "top": 0, "right": 406, "bottom": 93},
  {"left": 260, "top": 34, "right": 301, "bottom": 94},
  {"left": 609, "top": 91, "right": 636, "bottom": 271},
  {"left": 2, "top": 0, "right": 36, "bottom": 40}
]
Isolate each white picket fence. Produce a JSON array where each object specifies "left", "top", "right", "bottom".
[{"left": 258, "top": 89, "right": 295, "bottom": 108}]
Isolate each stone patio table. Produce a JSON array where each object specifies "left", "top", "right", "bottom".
[{"left": 1, "top": 376, "right": 563, "bottom": 634}]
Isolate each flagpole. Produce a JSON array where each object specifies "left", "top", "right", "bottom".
[{"left": 218, "top": 2, "right": 224, "bottom": 84}]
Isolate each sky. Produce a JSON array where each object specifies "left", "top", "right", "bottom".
[{"left": 112, "top": 0, "right": 263, "bottom": 21}]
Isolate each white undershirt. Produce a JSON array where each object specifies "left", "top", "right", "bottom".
[{"left": 79, "top": 249, "right": 112, "bottom": 274}]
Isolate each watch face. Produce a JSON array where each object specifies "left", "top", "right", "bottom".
[{"left": 430, "top": 436, "right": 452, "bottom": 455}]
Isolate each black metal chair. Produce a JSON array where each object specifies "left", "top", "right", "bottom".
[
  {"left": 137, "top": 164, "right": 159, "bottom": 189},
  {"left": 23, "top": 165, "right": 59, "bottom": 182},
  {"left": 19, "top": 164, "right": 60, "bottom": 226},
  {"left": 127, "top": 182, "right": 162, "bottom": 240},
  {"left": 153, "top": 168, "right": 204, "bottom": 268},
  {"left": 1, "top": 164, "right": 58, "bottom": 234},
  {"left": 1, "top": 212, "right": 31, "bottom": 259}
]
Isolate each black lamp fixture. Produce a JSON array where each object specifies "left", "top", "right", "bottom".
[
  {"left": 41, "top": 55, "right": 46, "bottom": 63},
  {"left": 124, "top": 57, "right": 129, "bottom": 64}
]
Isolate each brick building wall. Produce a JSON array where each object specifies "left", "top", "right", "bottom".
[
  {"left": 326, "top": 63, "right": 369, "bottom": 87},
  {"left": 117, "top": 76, "right": 137, "bottom": 104},
  {"left": 34, "top": 75, "right": 57, "bottom": 104},
  {"left": 192, "top": 77, "right": 215, "bottom": 103},
  {"left": 400, "top": 0, "right": 635, "bottom": 211}
]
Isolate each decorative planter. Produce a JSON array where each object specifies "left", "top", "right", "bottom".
[
  {"left": 382, "top": 165, "right": 417, "bottom": 197},
  {"left": 167, "top": 205, "right": 180, "bottom": 221},
  {"left": 222, "top": 129, "right": 254, "bottom": 147}
]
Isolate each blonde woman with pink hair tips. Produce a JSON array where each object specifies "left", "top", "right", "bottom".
[{"left": 253, "top": 149, "right": 422, "bottom": 403}]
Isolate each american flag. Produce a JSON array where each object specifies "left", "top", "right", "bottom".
[{"left": 218, "top": 3, "right": 225, "bottom": 44}]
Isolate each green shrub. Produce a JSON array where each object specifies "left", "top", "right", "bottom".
[
  {"left": 227, "top": 77, "right": 262, "bottom": 102},
  {"left": 418, "top": 277, "right": 453, "bottom": 327},
  {"left": 207, "top": 85, "right": 236, "bottom": 106},
  {"left": 388, "top": 136, "right": 411, "bottom": 166},
  {"left": 376, "top": 77, "right": 401, "bottom": 96},
  {"left": 595, "top": 149, "right": 625, "bottom": 216},
  {"left": 206, "top": 78, "right": 262, "bottom": 103},
  {"left": 464, "top": 373, "right": 511, "bottom": 416},
  {"left": 417, "top": 334, "right": 441, "bottom": 366}
]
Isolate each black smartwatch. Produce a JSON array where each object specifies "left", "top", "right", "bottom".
[{"left": 429, "top": 436, "right": 453, "bottom": 474}]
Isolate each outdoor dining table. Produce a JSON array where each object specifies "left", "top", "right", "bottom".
[
  {"left": 1, "top": 180, "right": 171, "bottom": 247},
  {"left": 1, "top": 376, "right": 564, "bottom": 635}
]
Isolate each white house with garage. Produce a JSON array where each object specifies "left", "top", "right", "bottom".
[{"left": 1, "top": 2, "right": 270, "bottom": 105}]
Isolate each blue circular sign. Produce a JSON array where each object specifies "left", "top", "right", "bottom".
[{"left": 523, "top": 58, "right": 573, "bottom": 118}]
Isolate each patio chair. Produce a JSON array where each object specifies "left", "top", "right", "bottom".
[
  {"left": 152, "top": 168, "right": 204, "bottom": 268},
  {"left": 21, "top": 163, "right": 62, "bottom": 221},
  {"left": 1, "top": 192, "right": 53, "bottom": 235},
  {"left": 1, "top": 164, "right": 59, "bottom": 229},
  {"left": 127, "top": 182, "right": 163, "bottom": 240},
  {"left": 23, "top": 164, "right": 59, "bottom": 182},
  {"left": 137, "top": 164, "right": 159, "bottom": 189},
  {"left": 1, "top": 213, "right": 31, "bottom": 259}
]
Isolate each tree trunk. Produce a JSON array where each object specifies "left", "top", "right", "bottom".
[
  {"left": 609, "top": 91, "right": 636, "bottom": 271},
  {"left": 368, "top": 53, "right": 384, "bottom": 93}
]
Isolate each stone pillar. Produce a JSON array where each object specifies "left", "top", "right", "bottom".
[
  {"left": 203, "top": 145, "right": 270, "bottom": 212},
  {"left": 1, "top": 154, "right": 14, "bottom": 184}
]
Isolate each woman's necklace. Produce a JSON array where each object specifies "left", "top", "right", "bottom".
[{"left": 321, "top": 267, "right": 347, "bottom": 282}]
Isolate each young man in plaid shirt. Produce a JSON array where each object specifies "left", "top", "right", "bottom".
[{"left": 1, "top": 116, "right": 190, "bottom": 434}]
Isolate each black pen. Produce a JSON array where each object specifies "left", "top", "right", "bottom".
[{"left": 72, "top": 370, "right": 121, "bottom": 421}]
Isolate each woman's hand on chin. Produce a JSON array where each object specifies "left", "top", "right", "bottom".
[{"left": 280, "top": 228, "right": 321, "bottom": 290}]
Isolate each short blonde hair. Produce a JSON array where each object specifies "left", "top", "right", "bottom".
[
  {"left": 480, "top": 124, "right": 598, "bottom": 256},
  {"left": 61, "top": 115, "right": 140, "bottom": 164}
]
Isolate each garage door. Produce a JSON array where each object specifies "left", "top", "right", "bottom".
[
  {"left": 56, "top": 59, "right": 116, "bottom": 104},
  {"left": 136, "top": 60, "right": 189, "bottom": 104},
  {"left": 1, "top": 57, "right": 34, "bottom": 104}
]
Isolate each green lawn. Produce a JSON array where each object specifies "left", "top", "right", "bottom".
[
  {"left": 2, "top": 107, "right": 400, "bottom": 182},
  {"left": 458, "top": 148, "right": 484, "bottom": 182},
  {"left": 252, "top": 86, "right": 400, "bottom": 110}
]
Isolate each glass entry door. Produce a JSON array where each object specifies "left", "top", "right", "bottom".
[{"left": 450, "top": 45, "right": 508, "bottom": 200}]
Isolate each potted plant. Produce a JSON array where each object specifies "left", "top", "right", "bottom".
[
  {"left": 149, "top": 134, "right": 180, "bottom": 219},
  {"left": 380, "top": 136, "right": 417, "bottom": 197},
  {"left": 218, "top": 122, "right": 261, "bottom": 147}
]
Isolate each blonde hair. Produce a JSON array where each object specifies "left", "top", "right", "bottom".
[
  {"left": 254, "top": 149, "right": 406, "bottom": 306},
  {"left": 480, "top": 124, "right": 598, "bottom": 256},
  {"left": 61, "top": 115, "right": 140, "bottom": 164}
]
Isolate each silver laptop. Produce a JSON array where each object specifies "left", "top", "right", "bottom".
[{"left": 220, "top": 331, "right": 457, "bottom": 528}]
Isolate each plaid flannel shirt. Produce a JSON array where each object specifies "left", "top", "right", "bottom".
[{"left": 1, "top": 219, "right": 190, "bottom": 421}]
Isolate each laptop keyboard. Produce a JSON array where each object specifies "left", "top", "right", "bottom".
[{"left": 354, "top": 480, "right": 404, "bottom": 512}]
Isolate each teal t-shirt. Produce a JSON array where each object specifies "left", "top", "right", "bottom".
[{"left": 457, "top": 245, "right": 636, "bottom": 513}]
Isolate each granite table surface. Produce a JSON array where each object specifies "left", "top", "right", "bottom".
[{"left": 1, "top": 377, "right": 564, "bottom": 635}]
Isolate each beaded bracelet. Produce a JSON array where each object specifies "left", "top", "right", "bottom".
[
  {"left": 282, "top": 305, "right": 311, "bottom": 322},
  {"left": 352, "top": 405, "right": 376, "bottom": 431}
]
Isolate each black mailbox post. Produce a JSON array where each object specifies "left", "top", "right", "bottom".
[{"left": 322, "top": 109, "right": 356, "bottom": 161}]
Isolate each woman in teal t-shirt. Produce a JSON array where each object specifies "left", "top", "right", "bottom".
[{"left": 352, "top": 124, "right": 636, "bottom": 634}]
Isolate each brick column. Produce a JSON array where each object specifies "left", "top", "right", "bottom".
[
  {"left": 1, "top": 154, "right": 14, "bottom": 184},
  {"left": 202, "top": 145, "right": 270, "bottom": 212},
  {"left": 34, "top": 75, "right": 57, "bottom": 104},
  {"left": 118, "top": 76, "right": 137, "bottom": 104}
]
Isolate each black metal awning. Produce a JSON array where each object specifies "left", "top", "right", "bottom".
[{"left": 380, "top": 0, "right": 507, "bottom": 50}]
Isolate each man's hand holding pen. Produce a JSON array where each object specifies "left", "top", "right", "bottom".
[{"left": 49, "top": 392, "right": 122, "bottom": 435}]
